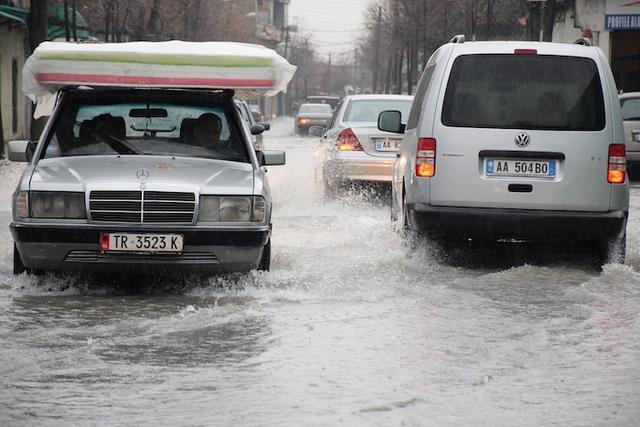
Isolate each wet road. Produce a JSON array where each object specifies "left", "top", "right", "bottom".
[{"left": 1, "top": 120, "right": 640, "bottom": 426}]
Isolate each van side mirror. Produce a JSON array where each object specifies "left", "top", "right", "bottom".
[
  {"left": 8, "top": 140, "right": 36, "bottom": 162},
  {"left": 378, "top": 110, "right": 405, "bottom": 134},
  {"left": 257, "top": 150, "right": 286, "bottom": 166}
]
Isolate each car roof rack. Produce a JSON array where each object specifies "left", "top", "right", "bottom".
[
  {"left": 450, "top": 34, "right": 465, "bottom": 44},
  {"left": 574, "top": 37, "right": 592, "bottom": 46}
]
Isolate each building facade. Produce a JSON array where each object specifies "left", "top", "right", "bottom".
[{"left": 553, "top": 0, "right": 640, "bottom": 92}]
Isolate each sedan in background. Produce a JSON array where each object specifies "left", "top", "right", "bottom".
[
  {"left": 314, "top": 94, "right": 413, "bottom": 195},
  {"left": 236, "top": 99, "right": 270, "bottom": 150},
  {"left": 295, "top": 103, "right": 333, "bottom": 136},
  {"left": 621, "top": 92, "right": 640, "bottom": 175}
]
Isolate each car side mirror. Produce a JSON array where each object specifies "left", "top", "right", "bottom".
[
  {"left": 258, "top": 122, "right": 271, "bottom": 131},
  {"left": 8, "top": 140, "right": 36, "bottom": 162},
  {"left": 257, "top": 150, "right": 286, "bottom": 166},
  {"left": 378, "top": 110, "right": 405, "bottom": 134},
  {"left": 308, "top": 126, "right": 325, "bottom": 137},
  {"left": 250, "top": 124, "right": 265, "bottom": 136}
]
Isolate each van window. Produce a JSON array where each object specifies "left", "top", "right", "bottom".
[
  {"left": 406, "top": 64, "right": 435, "bottom": 130},
  {"left": 621, "top": 97, "right": 640, "bottom": 121},
  {"left": 442, "top": 54, "right": 605, "bottom": 131}
]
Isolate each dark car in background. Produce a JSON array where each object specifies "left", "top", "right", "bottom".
[{"left": 295, "top": 103, "right": 333, "bottom": 136}]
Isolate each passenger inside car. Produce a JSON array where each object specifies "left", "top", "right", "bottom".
[{"left": 193, "top": 113, "right": 223, "bottom": 148}]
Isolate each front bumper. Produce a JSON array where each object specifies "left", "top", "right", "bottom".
[
  {"left": 11, "top": 223, "right": 270, "bottom": 273},
  {"left": 408, "top": 204, "right": 627, "bottom": 244},
  {"left": 324, "top": 152, "right": 395, "bottom": 183}
]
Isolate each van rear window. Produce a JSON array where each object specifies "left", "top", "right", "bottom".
[{"left": 442, "top": 54, "right": 605, "bottom": 131}]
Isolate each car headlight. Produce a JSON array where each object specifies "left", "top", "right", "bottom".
[
  {"left": 29, "top": 191, "right": 86, "bottom": 219},
  {"left": 199, "top": 196, "right": 266, "bottom": 222}
]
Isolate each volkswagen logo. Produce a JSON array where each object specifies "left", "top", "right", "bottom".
[
  {"left": 136, "top": 168, "right": 150, "bottom": 181},
  {"left": 514, "top": 132, "right": 530, "bottom": 148}
]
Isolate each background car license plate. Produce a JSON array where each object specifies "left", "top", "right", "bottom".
[
  {"left": 486, "top": 159, "right": 556, "bottom": 177},
  {"left": 373, "top": 138, "right": 401, "bottom": 152},
  {"left": 103, "top": 233, "right": 183, "bottom": 252}
]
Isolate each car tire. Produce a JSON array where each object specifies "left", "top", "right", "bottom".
[
  {"left": 13, "top": 243, "right": 26, "bottom": 276},
  {"left": 591, "top": 233, "right": 626, "bottom": 269},
  {"left": 258, "top": 240, "right": 271, "bottom": 271}
]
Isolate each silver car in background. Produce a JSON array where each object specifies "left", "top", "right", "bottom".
[
  {"left": 9, "top": 88, "right": 285, "bottom": 275},
  {"left": 314, "top": 94, "right": 413, "bottom": 195},
  {"left": 235, "top": 99, "right": 270, "bottom": 150},
  {"left": 620, "top": 92, "right": 640, "bottom": 174}
]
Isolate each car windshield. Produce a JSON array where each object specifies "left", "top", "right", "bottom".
[
  {"left": 299, "top": 104, "right": 332, "bottom": 114},
  {"left": 621, "top": 97, "right": 640, "bottom": 121},
  {"left": 442, "top": 54, "right": 605, "bottom": 131},
  {"left": 344, "top": 99, "right": 413, "bottom": 123},
  {"left": 42, "top": 91, "right": 250, "bottom": 163}
]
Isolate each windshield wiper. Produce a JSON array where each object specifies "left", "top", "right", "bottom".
[{"left": 74, "top": 120, "right": 140, "bottom": 155}]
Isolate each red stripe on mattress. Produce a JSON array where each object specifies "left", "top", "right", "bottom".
[{"left": 36, "top": 73, "right": 274, "bottom": 88}]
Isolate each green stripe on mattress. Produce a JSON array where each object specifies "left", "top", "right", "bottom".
[{"left": 38, "top": 52, "right": 273, "bottom": 68}]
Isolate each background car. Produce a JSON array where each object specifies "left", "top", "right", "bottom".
[
  {"left": 295, "top": 103, "right": 333, "bottom": 136},
  {"left": 235, "top": 99, "right": 270, "bottom": 150},
  {"left": 248, "top": 103, "right": 264, "bottom": 123},
  {"left": 382, "top": 38, "right": 628, "bottom": 265},
  {"left": 305, "top": 95, "right": 341, "bottom": 111},
  {"left": 620, "top": 92, "right": 640, "bottom": 177},
  {"left": 315, "top": 94, "right": 413, "bottom": 196}
]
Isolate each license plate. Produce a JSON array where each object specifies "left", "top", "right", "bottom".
[
  {"left": 102, "top": 233, "right": 183, "bottom": 253},
  {"left": 486, "top": 159, "right": 556, "bottom": 178},
  {"left": 373, "top": 138, "right": 401, "bottom": 152}
]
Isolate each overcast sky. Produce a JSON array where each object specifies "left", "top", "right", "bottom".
[{"left": 288, "top": 0, "right": 372, "bottom": 60}]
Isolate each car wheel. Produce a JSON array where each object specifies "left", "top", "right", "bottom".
[
  {"left": 258, "top": 240, "right": 271, "bottom": 271},
  {"left": 400, "top": 190, "right": 411, "bottom": 237},
  {"left": 592, "top": 233, "right": 626, "bottom": 269},
  {"left": 13, "top": 243, "right": 26, "bottom": 275}
]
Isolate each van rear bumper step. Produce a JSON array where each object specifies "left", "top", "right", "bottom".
[{"left": 408, "top": 204, "right": 627, "bottom": 243}]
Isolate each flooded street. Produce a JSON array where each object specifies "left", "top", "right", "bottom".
[{"left": 1, "top": 120, "right": 640, "bottom": 426}]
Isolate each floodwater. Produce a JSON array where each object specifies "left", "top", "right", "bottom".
[{"left": 1, "top": 119, "right": 640, "bottom": 426}]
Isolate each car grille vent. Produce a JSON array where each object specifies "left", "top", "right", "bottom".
[{"left": 89, "top": 191, "right": 196, "bottom": 224}]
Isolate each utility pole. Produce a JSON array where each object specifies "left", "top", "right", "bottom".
[
  {"left": 372, "top": 6, "right": 382, "bottom": 93},
  {"left": 326, "top": 54, "right": 332, "bottom": 94},
  {"left": 353, "top": 47, "right": 358, "bottom": 94}
]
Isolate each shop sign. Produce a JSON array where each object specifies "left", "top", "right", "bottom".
[{"left": 605, "top": 0, "right": 640, "bottom": 29}]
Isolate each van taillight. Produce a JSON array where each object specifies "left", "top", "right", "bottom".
[
  {"left": 416, "top": 138, "right": 436, "bottom": 177},
  {"left": 608, "top": 144, "right": 626, "bottom": 184},
  {"left": 336, "top": 128, "right": 363, "bottom": 151}
]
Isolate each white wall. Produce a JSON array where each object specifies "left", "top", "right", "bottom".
[{"left": 0, "top": 24, "right": 28, "bottom": 146}]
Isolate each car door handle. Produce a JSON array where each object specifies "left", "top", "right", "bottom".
[{"left": 396, "top": 153, "right": 401, "bottom": 158}]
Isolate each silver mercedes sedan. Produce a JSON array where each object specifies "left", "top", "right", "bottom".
[
  {"left": 9, "top": 88, "right": 285, "bottom": 275},
  {"left": 314, "top": 94, "right": 413, "bottom": 195}
]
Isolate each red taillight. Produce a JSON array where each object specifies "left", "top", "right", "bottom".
[
  {"left": 416, "top": 138, "right": 436, "bottom": 177},
  {"left": 514, "top": 49, "right": 537, "bottom": 55},
  {"left": 608, "top": 144, "right": 626, "bottom": 184},
  {"left": 100, "top": 232, "right": 110, "bottom": 252},
  {"left": 336, "top": 128, "right": 363, "bottom": 151}
]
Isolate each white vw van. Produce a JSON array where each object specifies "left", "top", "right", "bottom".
[{"left": 380, "top": 37, "right": 628, "bottom": 264}]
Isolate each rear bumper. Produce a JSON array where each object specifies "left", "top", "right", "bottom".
[
  {"left": 408, "top": 204, "right": 627, "bottom": 243},
  {"left": 11, "top": 223, "right": 270, "bottom": 273},
  {"left": 324, "top": 152, "right": 395, "bottom": 183}
]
